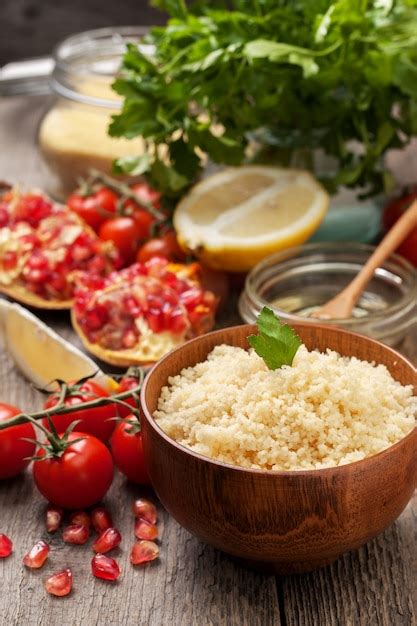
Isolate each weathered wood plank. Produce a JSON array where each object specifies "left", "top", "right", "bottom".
[{"left": 0, "top": 339, "right": 281, "bottom": 626}]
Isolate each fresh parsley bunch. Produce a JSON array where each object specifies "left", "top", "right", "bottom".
[{"left": 110, "top": 0, "right": 417, "bottom": 198}]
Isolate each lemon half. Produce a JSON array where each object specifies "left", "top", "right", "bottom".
[{"left": 174, "top": 166, "right": 329, "bottom": 271}]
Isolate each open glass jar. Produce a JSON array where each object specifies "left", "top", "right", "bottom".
[
  {"left": 239, "top": 243, "right": 417, "bottom": 347},
  {"left": 38, "top": 27, "right": 148, "bottom": 198}
]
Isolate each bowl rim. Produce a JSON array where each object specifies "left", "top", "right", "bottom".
[{"left": 141, "top": 322, "right": 417, "bottom": 478}]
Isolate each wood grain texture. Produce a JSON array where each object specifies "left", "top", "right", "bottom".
[{"left": 0, "top": 95, "right": 416, "bottom": 624}]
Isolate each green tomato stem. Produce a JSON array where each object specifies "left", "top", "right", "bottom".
[{"left": 0, "top": 384, "right": 142, "bottom": 431}]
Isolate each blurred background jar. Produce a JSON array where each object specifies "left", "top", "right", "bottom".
[{"left": 38, "top": 27, "right": 148, "bottom": 198}]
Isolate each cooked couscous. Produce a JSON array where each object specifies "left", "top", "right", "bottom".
[{"left": 154, "top": 344, "right": 416, "bottom": 470}]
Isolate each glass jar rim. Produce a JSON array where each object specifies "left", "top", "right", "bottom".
[
  {"left": 244, "top": 242, "right": 417, "bottom": 326},
  {"left": 51, "top": 26, "right": 151, "bottom": 109}
]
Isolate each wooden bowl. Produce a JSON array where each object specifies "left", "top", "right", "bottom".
[{"left": 141, "top": 324, "right": 417, "bottom": 574}]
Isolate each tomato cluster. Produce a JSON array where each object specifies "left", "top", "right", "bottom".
[
  {"left": 0, "top": 372, "right": 149, "bottom": 512},
  {"left": 67, "top": 180, "right": 185, "bottom": 267}
]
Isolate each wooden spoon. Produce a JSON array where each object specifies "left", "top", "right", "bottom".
[{"left": 311, "top": 200, "right": 417, "bottom": 320}]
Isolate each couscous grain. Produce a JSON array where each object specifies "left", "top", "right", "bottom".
[{"left": 154, "top": 344, "right": 416, "bottom": 470}]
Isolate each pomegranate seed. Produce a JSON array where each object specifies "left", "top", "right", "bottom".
[
  {"left": 15, "top": 195, "right": 53, "bottom": 227},
  {"left": 69, "top": 511, "right": 91, "bottom": 529},
  {"left": 48, "top": 272, "right": 67, "bottom": 293},
  {"left": 180, "top": 288, "right": 203, "bottom": 309},
  {"left": 130, "top": 540, "right": 159, "bottom": 565},
  {"left": 2, "top": 250, "right": 17, "bottom": 270},
  {"left": 26, "top": 268, "right": 48, "bottom": 283},
  {"left": 0, "top": 533, "right": 13, "bottom": 558},
  {"left": 134, "top": 519, "right": 158, "bottom": 541},
  {"left": 167, "top": 308, "right": 187, "bottom": 333},
  {"left": 46, "top": 505, "right": 63, "bottom": 533},
  {"left": 93, "top": 528, "right": 121, "bottom": 554},
  {"left": 27, "top": 253, "right": 48, "bottom": 270},
  {"left": 63, "top": 524, "right": 89, "bottom": 545},
  {"left": 146, "top": 308, "right": 163, "bottom": 333},
  {"left": 45, "top": 568, "right": 73, "bottom": 597},
  {"left": 23, "top": 540, "right": 50, "bottom": 569},
  {"left": 92, "top": 554, "right": 121, "bottom": 581},
  {"left": 122, "top": 329, "right": 138, "bottom": 348},
  {"left": 132, "top": 499, "right": 157, "bottom": 525},
  {"left": 0, "top": 206, "right": 9, "bottom": 227},
  {"left": 91, "top": 507, "right": 113, "bottom": 533}
]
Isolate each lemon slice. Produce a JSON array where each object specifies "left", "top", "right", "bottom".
[
  {"left": 174, "top": 166, "right": 329, "bottom": 271},
  {"left": 0, "top": 300, "right": 116, "bottom": 392}
]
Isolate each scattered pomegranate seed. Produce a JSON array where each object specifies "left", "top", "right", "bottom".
[
  {"left": 23, "top": 540, "right": 50, "bottom": 569},
  {"left": 91, "top": 554, "right": 121, "bottom": 581},
  {"left": 93, "top": 528, "right": 121, "bottom": 554},
  {"left": 91, "top": 507, "right": 113, "bottom": 533},
  {"left": 134, "top": 519, "right": 158, "bottom": 541},
  {"left": 130, "top": 540, "right": 159, "bottom": 565},
  {"left": 69, "top": 511, "right": 91, "bottom": 529},
  {"left": 63, "top": 524, "right": 89, "bottom": 545},
  {"left": 132, "top": 499, "right": 157, "bottom": 525},
  {"left": 45, "top": 568, "right": 73, "bottom": 597},
  {"left": 0, "top": 533, "right": 13, "bottom": 558},
  {"left": 46, "top": 505, "right": 63, "bottom": 533}
]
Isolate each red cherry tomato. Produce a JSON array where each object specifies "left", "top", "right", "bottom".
[
  {"left": 130, "top": 182, "right": 161, "bottom": 210},
  {"left": 43, "top": 381, "right": 116, "bottom": 442},
  {"left": 110, "top": 418, "right": 150, "bottom": 485},
  {"left": 99, "top": 216, "right": 142, "bottom": 264},
  {"left": 137, "top": 230, "right": 186, "bottom": 263},
  {"left": 67, "top": 187, "right": 118, "bottom": 232},
  {"left": 33, "top": 432, "right": 114, "bottom": 509},
  {"left": 131, "top": 209, "right": 155, "bottom": 239},
  {"left": 117, "top": 376, "right": 141, "bottom": 418},
  {"left": 0, "top": 403, "right": 36, "bottom": 479},
  {"left": 383, "top": 190, "right": 417, "bottom": 266}
]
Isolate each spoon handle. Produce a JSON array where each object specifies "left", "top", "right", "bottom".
[{"left": 346, "top": 200, "right": 417, "bottom": 303}]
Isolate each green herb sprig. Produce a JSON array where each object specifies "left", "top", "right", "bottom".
[
  {"left": 248, "top": 307, "right": 302, "bottom": 370},
  {"left": 110, "top": 0, "right": 417, "bottom": 198}
]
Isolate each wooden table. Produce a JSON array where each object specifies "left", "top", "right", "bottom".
[{"left": 0, "top": 95, "right": 416, "bottom": 626}]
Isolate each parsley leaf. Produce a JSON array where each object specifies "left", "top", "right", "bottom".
[
  {"left": 111, "top": 1, "right": 417, "bottom": 198},
  {"left": 248, "top": 307, "right": 302, "bottom": 370}
]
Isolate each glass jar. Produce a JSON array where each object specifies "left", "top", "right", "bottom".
[
  {"left": 239, "top": 243, "right": 417, "bottom": 347},
  {"left": 38, "top": 27, "right": 148, "bottom": 198}
]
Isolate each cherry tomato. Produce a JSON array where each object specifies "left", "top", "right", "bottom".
[
  {"left": 131, "top": 209, "right": 155, "bottom": 239},
  {"left": 43, "top": 381, "right": 116, "bottom": 442},
  {"left": 110, "top": 418, "right": 150, "bottom": 485},
  {"left": 67, "top": 187, "right": 118, "bottom": 232},
  {"left": 117, "top": 376, "right": 141, "bottom": 418},
  {"left": 99, "top": 216, "right": 142, "bottom": 264},
  {"left": 136, "top": 230, "right": 186, "bottom": 263},
  {"left": 33, "top": 432, "right": 114, "bottom": 509},
  {"left": 0, "top": 403, "right": 36, "bottom": 479},
  {"left": 383, "top": 190, "right": 417, "bottom": 266},
  {"left": 130, "top": 182, "right": 161, "bottom": 210}
]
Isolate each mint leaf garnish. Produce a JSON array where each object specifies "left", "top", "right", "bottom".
[{"left": 248, "top": 307, "right": 302, "bottom": 370}]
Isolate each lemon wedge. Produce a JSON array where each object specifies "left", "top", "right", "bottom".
[
  {"left": 0, "top": 300, "right": 116, "bottom": 392},
  {"left": 174, "top": 166, "right": 329, "bottom": 271}
]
